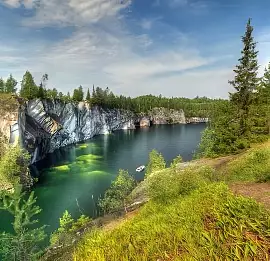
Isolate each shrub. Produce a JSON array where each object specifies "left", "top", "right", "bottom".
[
  {"left": 145, "top": 149, "right": 166, "bottom": 177},
  {"left": 98, "top": 169, "right": 136, "bottom": 214},
  {"left": 0, "top": 145, "right": 30, "bottom": 189},
  {"left": 50, "top": 211, "right": 91, "bottom": 246},
  {"left": 146, "top": 166, "right": 213, "bottom": 203},
  {"left": 170, "top": 155, "right": 183, "bottom": 169}
]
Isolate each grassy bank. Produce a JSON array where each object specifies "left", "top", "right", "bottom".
[{"left": 73, "top": 141, "right": 270, "bottom": 261}]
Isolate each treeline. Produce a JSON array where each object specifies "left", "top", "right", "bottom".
[
  {"left": 197, "top": 19, "right": 270, "bottom": 157},
  {"left": 0, "top": 71, "right": 223, "bottom": 117}
]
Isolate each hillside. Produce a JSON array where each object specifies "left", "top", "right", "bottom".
[{"left": 41, "top": 140, "right": 270, "bottom": 261}]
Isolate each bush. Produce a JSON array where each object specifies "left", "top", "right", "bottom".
[
  {"left": 98, "top": 169, "right": 136, "bottom": 214},
  {"left": 146, "top": 166, "right": 213, "bottom": 203},
  {"left": 0, "top": 145, "right": 30, "bottom": 189},
  {"left": 50, "top": 211, "right": 91, "bottom": 246},
  {"left": 145, "top": 149, "right": 166, "bottom": 177},
  {"left": 170, "top": 155, "right": 183, "bottom": 168}
]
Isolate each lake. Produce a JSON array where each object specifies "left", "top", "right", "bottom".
[{"left": 0, "top": 123, "right": 206, "bottom": 238}]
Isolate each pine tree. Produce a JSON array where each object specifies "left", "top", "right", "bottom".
[
  {"left": 5, "top": 74, "right": 17, "bottom": 93},
  {"left": 229, "top": 18, "right": 259, "bottom": 136},
  {"left": 37, "top": 84, "right": 45, "bottom": 99},
  {"left": 0, "top": 78, "right": 5, "bottom": 93},
  {"left": 86, "top": 88, "right": 91, "bottom": 101},
  {"left": 258, "top": 62, "right": 270, "bottom": 134},
  {"left": 20, "top": 71, "right": 38, "bottom": 99},
  {"left": 72, "top": 86, "right": 84, "bottom": 102},
  {"left": 0, "top": 185, "right": 46, "bottom": 261}
]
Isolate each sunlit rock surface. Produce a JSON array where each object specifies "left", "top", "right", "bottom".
[{"left": 19, "top": 99, "right": 135, "bottom": 162}]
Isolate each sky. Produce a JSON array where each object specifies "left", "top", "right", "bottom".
[{"left": 1, "top": 0, "right": 270, "bottom": 98}]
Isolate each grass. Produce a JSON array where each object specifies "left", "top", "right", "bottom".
[
  {"left": 220, "top": 146, "right": 270, "bottom": 182},
  {"left": 74, "top": 183, "right": 270, "bottom": 261},
  {"left": 47, "top": 140, "right": 269, "bottom": 261}
]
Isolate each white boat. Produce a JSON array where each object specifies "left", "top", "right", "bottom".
[{"left": 136, "top": 165, "right": 145, "bottom": 172}]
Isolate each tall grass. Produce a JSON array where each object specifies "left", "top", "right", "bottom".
[
  {"left": 222, "top": 147, "right": 270, "bottom": 182},
  {"left": 74, "top": 164, "right": 270, "bottom": 260}
]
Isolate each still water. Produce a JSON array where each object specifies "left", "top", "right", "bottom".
[{"left": 1, "top": 124, "right": 206, "bottom": 237}]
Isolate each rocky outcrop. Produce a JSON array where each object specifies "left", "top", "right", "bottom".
[
  {"left": 20, "top": 99, "right": 136, "bottom": 162},
  {"left": 1, "top": 98, "right": 208, "bottom": 163},
  {"left": 149, "top": 107, "right": 186, "bottom": 124},
  {"left": 140, "top": 118, "right": 151, "bottom": 127},
  {"left": 186, "top": 117, "right": 209, "bottom": 124}
]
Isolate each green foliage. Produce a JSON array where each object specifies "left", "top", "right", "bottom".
[
  {"left": 0, "top": 77, "right": 5, "bottom": 93},
  {"left": 50, "top": 211, "right": 91, "bottom": 246},
  {"left": 0, "top": 145, "right": 30, "bottom": 188},
  {"left": 20, "top": 71, "right": 38, "bottom": 99},
  {"left": 5, "top": 74, "right": 17, "bottom": 93},
  {"left": 145, "top": 149, "right": 166, "bottom": 177},
  {"left": 170, "top": 154, "right": 183, "bottom": 168},
  {"left": 229, "top": 18, "right": 259, "bottom": 137},
  {"left": 74, "top": 183, "right": 270, "bottom": 261},
  {"left": 222, "top": 147, "right": 270, "bottom": 182},
  {"left": 73, "top": 85, "right": 84, "bottom": 102},
  {"left": 197, "top": 20, "right": 264, "bottom": 158},
  {"left": 146, "top": 166, "right": 212, "bottom": 203},
  {"left": 98, "top": 169, "right": 136, "bottom": 214},
  {"left": 0, "top": 186, "right": 46, "bottom": 261},
  {"left": 86, "top": 88, "right": 91, "bottom": 101}
]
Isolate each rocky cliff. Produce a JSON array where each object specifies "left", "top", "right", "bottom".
[
  {"left": 5, "top": 99, "right": 134, "bottom": 163},
  {"left": 1, "top": 98, "right": 208, "bottom": 163}
]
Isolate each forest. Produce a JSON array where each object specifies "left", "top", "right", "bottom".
[{"left": 0, "top": 72, "right": 224, "bottom": 117}]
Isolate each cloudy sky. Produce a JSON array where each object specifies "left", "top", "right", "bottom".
[{"left": 0, "top": 0, "right": 270, "bottom": 98}]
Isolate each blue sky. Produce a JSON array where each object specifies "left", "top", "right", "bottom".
[{"left": 0, "top": 0, "right": 270, "bottom": 98}]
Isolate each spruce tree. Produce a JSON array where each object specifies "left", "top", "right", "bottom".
[
  {"left": 20, "top": 71, "right": 38, "bottom": 99},
  {"left": 86, "top": 88, "right": 91, "bottom": 101},
  {"left": 0, "top": 186, "right": 46, "bottom": 261},
  {"left": 5, "top": 74, "right": 17, "bottom": 93},
  {"left": 258, "top": 62, "right": 270, "bottom": 134},
  {"left": 0, "top": 78, "right": 5, "bottom": 93},
  {"left": 72, "top": 86, "right": 84, "bottom": 102},
  {"left": 229, "top": 18, "right": 259, "bottom": 136}
]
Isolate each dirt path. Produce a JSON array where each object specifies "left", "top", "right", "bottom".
[{"left": 230, "top": 182, "right": 270, "bottom": 209}]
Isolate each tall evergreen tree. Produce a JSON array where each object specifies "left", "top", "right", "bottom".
[
  {"left": 5, "top": 74, "right": 17, "bottom": 93},
  {"left": 229, "top": 18, "right": 259, "bottom": 136},
  {"left": 72, "top": 86, "right": 84, "bottom": 102},
  {"left": 0, "top": 186, "right": 46, "bottom": 261},
  {"left": 258, "top": 62, "right": 270, "bottom": 134},
  {"left": 86, "top": 88, "right": 91, "bottom": 101},
  {"left": 20, "top": 71, "right": 38, "bottom": 99},
  {"left": 0, "top": 78, "right": 5, "bottom": 93}
]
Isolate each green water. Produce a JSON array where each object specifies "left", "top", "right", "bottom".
[{"left": 0, "top": 124, "right": 206, "bottom": 238}]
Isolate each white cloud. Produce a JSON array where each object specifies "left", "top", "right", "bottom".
[
  {"left": 0, "top": 0, "right": 36, "bottom": 8},
  {"left": 1, "top": 0, "right": 20, "bottom": 8},
  {"left": 21, "top": 0, "right": 132, "bottom": 26},
  {"left": 140, "top": 19, "right": 153, "bottom": 30},
  {"left": 0, "top": 0, "right": 232, "bottom": 98}
]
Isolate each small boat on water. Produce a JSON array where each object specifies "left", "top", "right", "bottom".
[{"left": 136, "top": 165, "right": 145, "bottom": 172}]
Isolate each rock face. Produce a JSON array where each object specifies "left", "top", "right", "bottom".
[
  {"left": 149, "top": 108, "right": 186, "bottom": 124},
  {"left": 1, "top": 98, "right": 207, "bottom": 164},
  {"left": 186, "top": 117, "right": 209, "bottom": 124},
  {"left": 18, "top": 99, "right": 135, "bottom": 162},
  {"left": 140, "top": 118, "right": 151, "bottom": 127}
]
